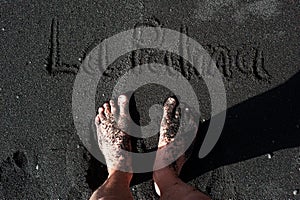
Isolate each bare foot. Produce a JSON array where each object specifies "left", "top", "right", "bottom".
[
  {"left": 157, "top": 97, "right": 198, "bottom": 172},
  {"left": 153, "top": 97, "right": 210, "bottom": 200},
  {"left": 157, "top": 97, "right": 198, "bottom": 171},
  {"left": 95, "top": 95, "right": 132, "bottom": 174},
  {"left": 90, "top": 95, "right": 134, "bottom": 200}
]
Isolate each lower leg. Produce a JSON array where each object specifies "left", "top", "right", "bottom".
[
  {"left": 90, "top": 171, "right": 133, "bottom": 200},
  {"left": 154, "top": 167, "right": 210, "bottom": 200}
]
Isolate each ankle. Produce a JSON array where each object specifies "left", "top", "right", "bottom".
[
  {"left": 154, "top": 176, "right": 185, "bottom": 197},
  {"left": 107, "top": 170, "right": 132, "bottom": 185},
  {"left": 153, "top": 167, "right": 180, "bottom": 190},
  {"left": 91, "top": 172, "right": 133, "bottom": 200}
]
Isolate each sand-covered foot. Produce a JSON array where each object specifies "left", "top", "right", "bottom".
[
  {"left": 95, "top": 95, "right": 132, "bottom": 174},
  {"left": 153, "top": 97, "right": 199, "bottom": 196}
]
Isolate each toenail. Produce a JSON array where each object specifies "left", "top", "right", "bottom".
[
  {"left": 167, "top": 97, "right": 175, "bottom": 103},
  {"left": 118, "top": 95, "right": 127, "bottom": 103},
  {"left": 95, "top": 116, "right": 101, "bottom": 124}
]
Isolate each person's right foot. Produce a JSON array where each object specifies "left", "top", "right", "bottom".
[{"left": 153, "top": 97, "right": 199, "bottom": 196}]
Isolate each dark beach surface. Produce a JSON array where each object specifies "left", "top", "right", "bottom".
[{"left": 0, "top": 0, "right": 299, "bottom": 199}]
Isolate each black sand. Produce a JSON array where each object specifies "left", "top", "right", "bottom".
[{"left": 0, "top": 0, "right": 299, "bottom": 199}]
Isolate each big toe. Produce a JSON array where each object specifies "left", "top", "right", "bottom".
[
  {"left": 163, "top": 97, "right": 177, "bottom": 120},
  {"left": 118, "top": 94, "right": 129, "bottom": 116}
]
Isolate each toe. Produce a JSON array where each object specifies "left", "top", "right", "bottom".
[
  {"left": 103, "top": 102, "right": 111, "bottom": 116},
  {"left": 98, "top": 107, "right": 106, "bottom": 122},
  {"left": 175, "top": 106, "right": 181, "bottom": 119},
  {"left": 118, "top": 95, "right": 129, "bottom": 116},
  {"left": 110, "top": 100, "right": 117, "bottom": 116},
  {"left": 95, "top": 115, "right": 101, "bottom": 125},
  {"left": 163, "top": 97, "right": 177, "bottom": 120}
]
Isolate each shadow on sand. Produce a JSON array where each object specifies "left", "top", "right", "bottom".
[{"left": 183, "top": 70, "right": 300, "bottom": 181}]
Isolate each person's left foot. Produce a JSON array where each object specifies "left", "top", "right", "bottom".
[
  {"left": 95, "top": 95, "right": 132, "bottom": 173},
  {"left": 153, "top": 97, "right": 199, "bottom": 196}
]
